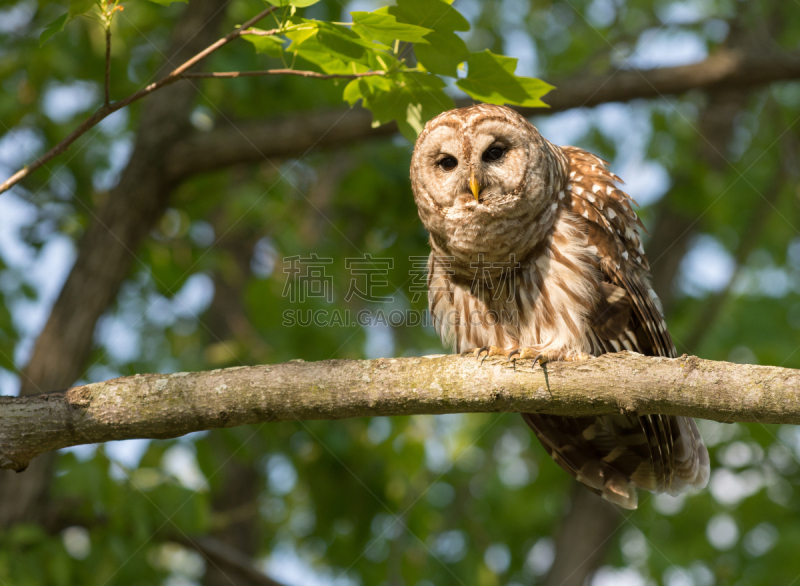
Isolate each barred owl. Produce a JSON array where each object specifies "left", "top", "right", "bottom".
[{"left": 410, "top": 104, "right": 709, "bottom": 508}]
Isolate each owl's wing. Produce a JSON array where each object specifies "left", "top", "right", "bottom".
[
  {"left": 559, "top": 146, "right": 672, "bottom": 357},
  {"left": 523, "top": 147, "right": 709, "bottom": 509}
]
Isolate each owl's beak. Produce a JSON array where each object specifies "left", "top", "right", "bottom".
[{"left": 469, "top": 171, "right": 481, "bottom": 201}]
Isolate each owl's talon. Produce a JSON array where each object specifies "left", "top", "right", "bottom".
[
  {"left": 469, "top": 346, "right": 491, "bottom": 366},
  {"left": 466, "top": 346, "right": 560, "bottom": 368},
  {"left": 501, "top": 349, "right": 518, "bottom": 371}
]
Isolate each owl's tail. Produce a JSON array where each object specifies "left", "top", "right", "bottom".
[{"left": 522, "top": 412, "right": 710, "bottom": 509}]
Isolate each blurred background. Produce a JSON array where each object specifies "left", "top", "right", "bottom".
[{"left": 1, "top": 0, "right": 800, "bottom": 584}]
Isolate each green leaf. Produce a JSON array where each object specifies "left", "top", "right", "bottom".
[
  {"left": 288, "top": 34, "right": 372, "bottom": 74},
  {"left": 343, "top": 75, "right": 394, "bottom": 106},
  {"left": 316, "top": 23, "right": 366, "bottom": 62},
  {"left": 364, "top": 48, "right": 400, "bottom": 73},
  {"left": 351, "top": 12, "right": 432, "bottom": 45},
  {"left": 147, "top": 0, "right": 188, "bottom": 5},
  {"left": 386, "top": 0, "right": 471, "bottom": 76},
  {"left": 39, "top": 13, "right": 68, "bottom": 46},
  {"left": 68, "top": 0, "right": 97, "bottom": 19},
  {"left": 287, "top": 22, "right": 380, "bottom": 69},
  {"left": 342, "top": 79, "right": 362, "bottom": 105},
  {"left": 456, "top": 50, "right": 554, "bottom": 107},
  {"left": 388, "top": 0, "right": 469, "bottom": 33},
  {"left": 414, "top": 30, "right": 468, "bottom": 77},
  {"left": 284, "top": 24, "right": 318, "bottom": 50},
  {"left": 242, "top": 31, "right": 285, "bottom": 57},
  {"left": 358, "top": 72, "right": 454, "bottom": 141},
  {"left": 40, "top": 0, "right": 100, "bottom": 47}
]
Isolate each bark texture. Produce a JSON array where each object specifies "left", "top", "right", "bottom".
[{"left": 2, "top": 352, "right": 798, "bottom": 472}]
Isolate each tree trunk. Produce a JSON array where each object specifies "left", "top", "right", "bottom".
[{"left": 0, "top": 0, "right": 232, "bottom": 528}]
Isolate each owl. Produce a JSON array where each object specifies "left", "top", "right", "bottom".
[{"left": 410, "top": 104, "right": 709, "bottom": 508}]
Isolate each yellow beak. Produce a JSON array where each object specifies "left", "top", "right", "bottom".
[{"left": 469, "top": 171, "right": 480, "bottom": 201}]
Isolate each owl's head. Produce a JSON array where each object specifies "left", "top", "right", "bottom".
[{"left": 410, "top": 104, "right": 566, "bottom": 273}]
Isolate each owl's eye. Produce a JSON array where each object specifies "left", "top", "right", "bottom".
[
  {"left": 482, "top": 145, "right": 506, "bottom": 162},
  {"left": 437, "top": 156, "right": 458, "bottom": 171}
]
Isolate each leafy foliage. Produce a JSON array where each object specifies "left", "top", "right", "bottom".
[
  {"left": 457, "top": 50, "right": 553, "bottom": 108},
  {"left": 38, "top": 0, "right": 553, "bottom": 141}
]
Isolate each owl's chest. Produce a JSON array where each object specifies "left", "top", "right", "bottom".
[{"left": 429, "top": 223, "right": 598, "bottom": 354}]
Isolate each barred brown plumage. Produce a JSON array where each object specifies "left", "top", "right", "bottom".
[{"left": 410, "top": 104, "right": 709, "bottom": 509}]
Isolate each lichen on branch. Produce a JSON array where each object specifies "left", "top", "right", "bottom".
[{"left": 1, "top": 352, "right": 799, "bottom": 472}]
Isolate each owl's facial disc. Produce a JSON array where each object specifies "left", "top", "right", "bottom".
[
  {"left": 411, "top": 104, "right": 561, "bottom": 274},
  {"left": 415, "top": 123, "right": 526, "bottom": 211}
]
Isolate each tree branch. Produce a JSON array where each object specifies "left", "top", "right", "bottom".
[
  {"left": 2, "top": 352, "right": 799, "bottom": 472},
  {"left": 164, "top": 47, "right": 800, "bottom": 180},
  {"left": 182, "top": 69, "right": 387, "bottom": 80},
  {"left": 180, "top": 535, "right": 289, "bottom": 586},
  {"left": 538, "top": 47, "right": 800, "bottom": 111},
  {"left": 542, "top": 485, "right": 620, "bottom": 586},
  {"left": 240, "top": 27, "right": 280, "bottom": 36},
  {"left": 0, "top": 5, "right": 278, "bottom": 196}
]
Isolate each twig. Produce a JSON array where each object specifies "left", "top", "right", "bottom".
[
  {"left": 0, "top": 5, "right": 278, "bottom": 196},
  {"left": 182, "top": 69, "right": 387, "bottom": 80},
  {"left": 104, "top": 27, "right": 111, "bottom": 107},
  {"left": 240, "top": 27, "right": 280, "bottom": 36}
]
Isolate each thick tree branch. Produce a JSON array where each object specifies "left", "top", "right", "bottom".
[
  {"left": 539, "top": 47, "right": 800, "bottom": 110},
  {"left": 181, "top": 535, "right": 288, "bottom": 586},
  {"left": 2, "top": 352, "right": 799, "bottom": 472},
  {"left": 164, "top": 47, "right": 800, "bottom": 180}
]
